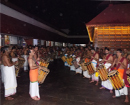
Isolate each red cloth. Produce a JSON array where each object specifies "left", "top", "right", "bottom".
[
  {"left": 116, "top": 57, "right": 129, "bottom": 87},
  {"left": 104, "top": 54, "right": 111, "bottom": 64}
]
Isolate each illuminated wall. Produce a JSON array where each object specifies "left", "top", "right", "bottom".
[{"left": 92, "top": 26, "right": 130, "bottom": 49}]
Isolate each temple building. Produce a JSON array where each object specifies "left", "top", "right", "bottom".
[{"left": 86, "top": 3, "right": 130, "bottom": 49}]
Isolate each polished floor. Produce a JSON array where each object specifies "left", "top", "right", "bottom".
[{"left": 0, "top": 59, "right": 130, "bottom": 105}]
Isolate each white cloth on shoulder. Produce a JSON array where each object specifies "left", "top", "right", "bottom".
[
  {"left": 3, "top": 65, "right": 17, "bottom": 97},
  {"left": 29, "top": 82, "right": 40, "bottom": 99}
]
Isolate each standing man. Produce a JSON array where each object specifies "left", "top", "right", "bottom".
[
  {"left": 2, "top": 46, "right": 17, "bottom": 100},
  {"left": 99, "top": 47, "right": 113, "bottom": 93},
  {"left": 111, "top": 49, "right": 129, "bottom": 103},
  {"left": 90, "top": 47, "right": 99, "bottom": 85},
  {"left": 28, "top": 49, "right": 40, "bottom": 100}
]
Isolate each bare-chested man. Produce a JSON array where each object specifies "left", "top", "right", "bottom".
[
  {"left": 34, "top": 46, "right": 40, "bottom": 64},
  {"left": 2, "top": 46, "right": 17, "bottom": 100},
  {"left": 90, "top": 47, "right": 99, "bottom": 85},
  {"left": 123, "top": 48, "right": 128, "bottom": 58},
  {"left": 99, "top": 47, "right": 113, "bottom": 93},
  {"left": 110, "top": 49, "right": 129, "bottom": 103},
  {"left": 28, "top": 49, "right": 40, "bottom": 100}
]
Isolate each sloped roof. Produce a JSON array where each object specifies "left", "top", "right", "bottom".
[{"left": 86, "top": 3, "right": 130, "bottom": 26}]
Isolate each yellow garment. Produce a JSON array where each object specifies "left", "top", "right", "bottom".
[{"left": 95, "top": 72, "right": 99, "bottom": 77}]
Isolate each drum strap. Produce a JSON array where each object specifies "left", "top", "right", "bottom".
[
  {"left": 91, "top": 53, "right": 97, "bottom": 61},
  {"left": 104, "top": 54, "right": 111, "bottom": 64},
  {"left": 33, "top": 58, "right": 39, "bottom": 66},
  {"left": 117, "top": 57, "right": 129, "bottom": 87}
]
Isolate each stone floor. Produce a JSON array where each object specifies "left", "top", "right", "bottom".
[{"left": 0, "top": 59, "right": 130, "bottom": 105}]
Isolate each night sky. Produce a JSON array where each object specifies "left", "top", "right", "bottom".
[{"left": 6, "top": 0, "right": 130, "bottom": 36}]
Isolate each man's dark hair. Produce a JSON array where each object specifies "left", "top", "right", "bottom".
[
  {"left": 105, "top": 47, "right": 109, "bottom": 51},
  {"left": 27, "top": 49, "right": 32, "bottom": 55},
  {"left": 91, "top": 47, "right": 95, "bottom": 51},
  {"left": 12, "top": 46, "right": 16, "bottom": 50},
  {"left": 34, "top": 45, "right": 39, "bottom": 48},
  {"left": 117, "top": 49, "right": 122, "bottom": 53},
  {"left": 1, "top": 47, "right": 4, "bottom": 52},
  {"left": 3, "top": 46, "right": 9, "bottom": 53}
]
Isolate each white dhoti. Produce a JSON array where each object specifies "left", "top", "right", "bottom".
[
  {"left": 29, "top": 82, "right": 40, "bottom": 99},
  {"left": 3, "top": 65, "right": 17, "bottom": 97},
  {"left": 22, "top": 55, "right": 28, "bottom": 71},
  {"left": 91, "top": 60, "right": 99, "bottom": 81},
  {"left": 1, "top": 65, "right": 4, "bottom": 83},
  {"left": 83, "top": 70, "right": 91, "bottom": 78},
  {"left": 76, "top": 67, "right": 82, "bottom": 74},
  {"left": 115, "top": 80, "right": 128, "bottom": 97},
  {"left": 101, "top": 63, "right": 113, "bottom": 90},
  {"left": 70, "top": 65, "right": 75, "bottom": 71}
]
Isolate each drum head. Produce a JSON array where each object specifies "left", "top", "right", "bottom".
[{"left": 108, "top": 70, "right": 117, "bottom": 76}]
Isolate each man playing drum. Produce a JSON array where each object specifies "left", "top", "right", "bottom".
[
  {"left": 28, "top": 49, "right": 40, "bottom": 101},
  {"left": 110, "top": 49, "right": 129, "bottom": 103},
  {"left": 90, "top": 47, "right": 99, "bottom": 85},
  {"left": 99, "top": 47, "right": 113, "bottom": 93}
]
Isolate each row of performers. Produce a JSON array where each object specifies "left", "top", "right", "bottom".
[
  {"left": 0, "top": 45, "right": 64, "bottom": 101},
  {"left": 61, "top": 47, "right": 130, "bottom": 103},
  {"left": 1, "top": 46, "right": 65, "bottom": 77}
]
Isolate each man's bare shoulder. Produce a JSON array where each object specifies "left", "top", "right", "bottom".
[{"left": 2, "top": 55, "right": 7, "bottom": 58}]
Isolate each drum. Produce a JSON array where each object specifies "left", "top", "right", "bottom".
[
  {"left": 85, "top": 62, "right": 95, "bottom": 75},
  {"left": 108, "top": 70, "right": 125, "bottom": 90},
  {"left": 15, "top": 65, "right": 19, "bottom": 77},
  {"left": 61, "top": 56, "right": 66, "bottom": 62},
  {"left": 67, "top": 57, "right": 73, "bottom": 66},
  {"left": 97, "top": 65, "right": 108, "bottom": 81},
  {"left": 18, "top": 57, "right": 25, "bottom": 68},
  {"left": 127, "top": 75, "right": 130, "bottom": 85},
  {"left": 39, "top": 61, "right": 49, "bottom": 68},
  {"left": 80, "top": 62, "right": 87, "bottom": 71},
  {"left": 38, "top": 67, "right": 50, "bottom": 84}
]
